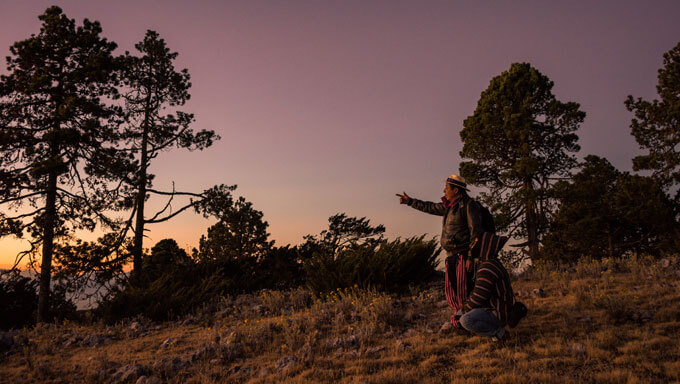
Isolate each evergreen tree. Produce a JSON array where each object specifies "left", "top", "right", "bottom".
[
  {"left": 120, "top": 30, "right": 219, "bottom": 272},
  {"left": 0, "top": 7, "right": 123, "bottom": 321},
  {"left": 626, "top": 41, "right": 680, "bottom": 205},
  {"left": 460, "top": 63, "right": 584, "bottom": 261},
  {"left": 140, "top": 238, "right": 191, "bottom": 281},
  {"left": 197, "top": 196, "right": 273, "bottom": 263},
  {"left": 542, "top": 155, "right": 678, "bottom": 261},
  {"left": 301, "top": 213, "right": 386, "bottom": 257}
]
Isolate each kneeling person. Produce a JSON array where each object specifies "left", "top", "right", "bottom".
[{"left": 459, "top": 233, "right": 515, "bottom": 341}]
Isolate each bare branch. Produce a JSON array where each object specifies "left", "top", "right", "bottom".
[
  {"left": 147, "top": 188, "right": 203, "bottom": 198},
  {"left": 145, "top": 201, "right": 197, "bottom": 224},
  {"left": 147, "top": 182, "right": 176, "bottom": 222}
]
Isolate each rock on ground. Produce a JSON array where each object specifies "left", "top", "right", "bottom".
[
  {"left": 363, "top": 346, "right": 386, "bottom": 356},
  {"left": 80, "top": 334, "right": 111, "bottom": 347},
  {"left": 112, "top": 364, "right": 149, "bottom": 383},
  {"left": 276, "top": 354, "right": 298, "bottom": 373},
  {"left": 395, "top": 340, "right": 412, "bottom": 351},
  {"left": 439, "top": 322, "right": 453, "bottom": 334},
  {"left": 570, "top": 343, "right": 586, "bottom": 354},
  {"left": 326, "top": 335, "right": 359, "bottom": 351},
  {"left": 159, "top": 338, "right": 175, "bottom": 348},
  {"left": 136, "top": 376, "right": 162, "bottom": 384}
]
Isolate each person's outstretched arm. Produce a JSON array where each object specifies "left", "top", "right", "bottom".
[{"left": 397, "top": 191, "right": 446, "bottom": 216}]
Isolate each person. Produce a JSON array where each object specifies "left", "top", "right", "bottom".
[
  {"left": 397, "top": 174, "right": 485, "bottom": 327},
  {"left": 457, "top": 232, "right": 518, "bottom": 343}
]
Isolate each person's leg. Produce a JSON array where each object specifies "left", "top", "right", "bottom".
[
  {"left": 445, "top": 253, "right": 466, "bottom": 327},
  {"left": 459, "top": 308, "right": 505, "bottom": 338}
]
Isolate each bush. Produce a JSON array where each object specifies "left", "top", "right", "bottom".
[
  {"left": 98, "top": 239, "right": 302, "bottom": 322},
  {"left": 97, "top": 262, "right": 235, "bottom": 322},
  {"left": 256, "top": 245, "right": 307, "bottom": 289},
  {"left": 98, "top": 234, "right": 440, "bottom": 322},
  {"left": 0, "top": 271, "right": 77, "bottom": 330},
  {"left": 0, "top": 272, "right": 37, "bottom": 330},
  {"left": 304, "top": 236, "right": 440, "bottom": 293}
]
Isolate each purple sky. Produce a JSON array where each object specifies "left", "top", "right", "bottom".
[{"left": 1, "top": 1, "right": 679, "bottom": 268}]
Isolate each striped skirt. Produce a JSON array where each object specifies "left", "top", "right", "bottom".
[{"left": 444, "top": 252, "right": 473, "bottom": 327}]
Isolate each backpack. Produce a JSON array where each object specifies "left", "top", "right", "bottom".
[
  {"left": 507, "top": 301, "right": 528, "bottom": 328},
  {"left": 468, "top": 200, "right": 496, "bottom": 233}
]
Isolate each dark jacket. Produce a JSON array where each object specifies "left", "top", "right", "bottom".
[{"left": 408, "top": 194, "right": 485, "bottom": 253}]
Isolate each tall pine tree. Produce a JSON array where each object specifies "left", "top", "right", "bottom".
[
  {"left": 0, "top": 7, "right": 123, "bottom": 321},
  {"left": 119, "top": 30, "right": 219, "bottom": 272},
  {"left": 460, "top": 63, "right": 584, "bottom": 261},
  {"left": 626, "top": 41, "right": 680, "bottom": 205}
]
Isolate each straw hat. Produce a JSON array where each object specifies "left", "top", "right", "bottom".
[{"left": 443, "top": 174, "right": 470, "bottom": 191}]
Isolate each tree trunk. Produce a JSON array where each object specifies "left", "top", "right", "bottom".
[
  {"left": 607, "top": 233, "right": 614, "bottom": 259},
  {"left": 132, "top": 129, "right": 148, "bottom": 273},
  {"left": 132, "top": 88, "right": 153, "bottom": 273},
  {"left": 526, "top": 205, "right": 538, "bottom": 260},
  {"left": 525, "top": 181, "right": 539, "bottom": 261},
  {"left": 37, "top": 166, "right": 58, "bottom": 323}
]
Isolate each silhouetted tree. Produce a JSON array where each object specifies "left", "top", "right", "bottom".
[
  {"left": 51, "top": 232, "right": 134, "bottom": 303},
  {"left": 97, "top": 238, "right": 216, "bottom": 322},
  {"left": 0, "top": 7, "right": 123, "bottom": 321},
  {"left": 626, "top": 41, "right": 680, "bottom": 205},
  {"left": 196, "top": 196, "right": 273, "bottom": 263},
  {"left": 542, "top": 155, "right": 678, "bottom": 261},
  {"left": 301, "top": 213, "right": 386, "bottom": 257},
  {"left": 460, "top": 63, "right": 584, "bottom": 261},
  {"left": 54, "top": 183, "right": 238, "bottom": 303},
  {"left": 119, "top": 30, "right": 219, "bottom": 272},
  {"left": 140, "top": 238, "right": 191, "bottom": 281}
]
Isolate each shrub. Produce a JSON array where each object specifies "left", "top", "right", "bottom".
[
  {"left": 256, "top": 245, "right": 306, "bottom": 289},
  {"left": 98, "top": 258, "right": 256, "bottom": 322},
  {"left": 304, "top": 236, "right": 440, "bottom": 293},
  {"left": 0, "top": 272, "right": 37, "bottom": 330},
  {"left": 98, "top": 239, "right": 299, "bottom": 322},
  {"left": 0, "top": 271, "right": 77, "bottom": 330}
]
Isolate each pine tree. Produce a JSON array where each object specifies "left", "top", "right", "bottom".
[
  {"left": 626, "top": 41, "right": 680, "bottom": 204},
  {"left": 301, "top": 213, "right": 386, "bottom": 257},
  {"left": 119, "top": 30, "right": 219, "bottom": 272},
  {"left": 196, "top": 196, "right": 274, "bottom": 263},
  {"left": 460, "top": 63, "right": 584, "bottom": 261},
  {"left": 0, "top": 7, "right": 123, "bottom": 321},
  {"left": 542, "top": 155, "right": 678, "bottom": 261}
]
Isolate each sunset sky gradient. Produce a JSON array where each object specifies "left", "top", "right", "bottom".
[{"left": 1, "top": 0, "right": 680, "bottom": 268}]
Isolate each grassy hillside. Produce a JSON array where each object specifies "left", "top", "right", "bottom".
[{"left": 1, "top": 256, "right": 679, "bottom": 383}]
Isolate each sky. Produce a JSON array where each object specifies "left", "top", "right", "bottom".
[{"left": 1, "top": 0, "right": 679, "bottom": 269}]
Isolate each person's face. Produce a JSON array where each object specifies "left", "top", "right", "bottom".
[{"left": 444, "top": 183, "right": 460, "bottom": 201}]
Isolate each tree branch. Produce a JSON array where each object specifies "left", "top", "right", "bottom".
[
  {"left": 145, "top": 201, "right": 197, "bottom": 224},
  {"left": 147, "top": 188, "right": 203, "bottom": 198}
]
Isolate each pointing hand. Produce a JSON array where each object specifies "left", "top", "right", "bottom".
[{"left": 396, "top": 191, "right": 411, "bottom": 205}]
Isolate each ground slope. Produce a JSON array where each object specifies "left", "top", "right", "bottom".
[{"left": 1, "top": 256, "right": 679, "bottom": 383}]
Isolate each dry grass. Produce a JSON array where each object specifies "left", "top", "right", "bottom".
[{"left": 1, "top": 256, "right": 679, "bottom": 383}]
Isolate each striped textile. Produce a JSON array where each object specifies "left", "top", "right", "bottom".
[
  {"left": 444, "top": 253, "right": 468, "bottom": 327},
  {"left": 476, "top": 232, "right": 508, "bottom": 261},
  {"left": 464, "top": 232, "right": 514, "bottom": 326}
]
